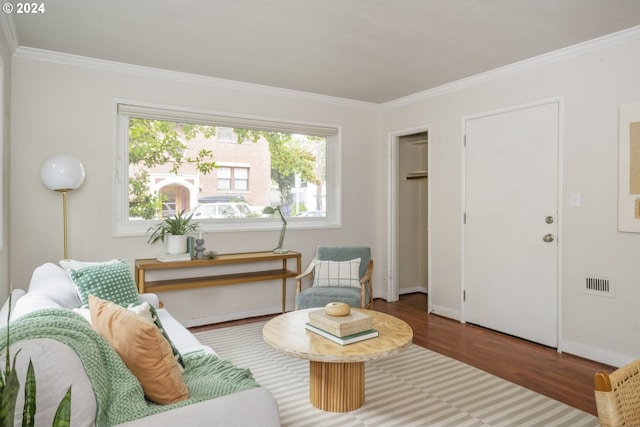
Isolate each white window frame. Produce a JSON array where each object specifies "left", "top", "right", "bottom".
[
  {"left": 216, "top": 164, "right": 250, "bottom": 192},
  {"left": 113, "top": 100, "right": 342, "bottom": 236},
  {"left": 216, "top": 166, "right": 233, "bottom": 190}
]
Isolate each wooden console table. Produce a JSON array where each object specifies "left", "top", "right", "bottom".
[{"left": 134, "top": 251, "right": 301, "bottom": 312}]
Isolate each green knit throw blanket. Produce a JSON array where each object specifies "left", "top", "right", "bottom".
[{"left": 0, "top": 309, "right": 260, "bottom": 426}]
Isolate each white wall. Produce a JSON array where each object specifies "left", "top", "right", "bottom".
[
  {"left": 379, "top": 32, "right": 640, "bottom": 366},
  {"left": 8, "top": 28, "right": 640, "bottom": 367},
  {"left": 0, "top": 24, "right": 12, "bottom": 303},
  {"left": 9, "top": 54, "right": 380, "bottom": 324}
]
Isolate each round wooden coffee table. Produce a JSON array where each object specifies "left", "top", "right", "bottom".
[{"left": 263, "top": 308, "right": 413, "bottom": 412}]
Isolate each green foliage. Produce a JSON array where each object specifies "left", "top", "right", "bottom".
[
  {"left": 128, "top": 119, "right": 218, "bottom": 219},
  {"left": 0, "top": 352, "right": 20, "bottom": 426},
  {"left": 129, "top": 118, "right": 324, "bottom": 217},
  {"left": 147, "top": 210, "right": 199, "bottom": 244},
  {"left": 291, "top": 202, "right": 307, "bottom": 216},
  {"left": 52, "top": 387, "right": 71, "bottom": 427},
  {"left": 0, "top": 295, "right": 71, "bottom": 426},
  {"left": 190, "top": 149, "right": 217, "bottom": 175},
  {"left": 22, "top": 360, "right": 36, "bottom": 426},
  {"left": 129, "top": 170, "right": 163, "bottom": 220},
  {"left": 234, "top": 129, "right": 322, "bottom": 204}
]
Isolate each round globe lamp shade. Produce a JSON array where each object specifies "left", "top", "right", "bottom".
[{"left": 40, "top": 154, "right": 86, "bottom": 191}]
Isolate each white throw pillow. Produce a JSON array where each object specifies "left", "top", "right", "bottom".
[
  {"left": 28, "top": 263, "right": 82, "bottom": 309},
  {"left": 9, "top": 339, "right": 97, "bottom": 425},
  {"left": 10, "top": 294, "right": 61, "bottom": 322},
  {"left": 59, "top": 258, "right": 120, "bottom": 272},
  {"left": 72, "top": 307, "right": 92, "bottom": 323},
  {"left": 0, "top": 289, "right": 27, "bottom": 327},
  {"left": 312, "top": 258, "right": 361, "bottom": 288},
  {"left": 73, "top": 301, "right": 154, "bottom": 324}
]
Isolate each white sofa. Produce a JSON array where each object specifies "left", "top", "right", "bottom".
[{"left": 0, "top": 263, "right": 280, "bottom": 427}]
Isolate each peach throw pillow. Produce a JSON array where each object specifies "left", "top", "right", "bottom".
[{"left": 89, "top": 295, "right": 189, "bottom": 404}]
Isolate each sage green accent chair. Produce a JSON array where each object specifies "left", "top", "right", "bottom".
[{"left": 295, "top": 246, "right": 373, "bottom": 310}]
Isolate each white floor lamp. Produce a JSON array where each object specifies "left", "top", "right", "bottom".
[{"left": 40, "top": 154, "right": 86, "bottom": 260}]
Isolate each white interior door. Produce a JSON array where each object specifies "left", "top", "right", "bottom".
[{"left": 464, "top": 101, "right": 559, "bottom": 347}]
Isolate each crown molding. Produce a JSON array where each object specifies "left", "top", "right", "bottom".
[
  {"left": 381, "top": 25, "right": 640, "bottom": 110},
  {"left": 0, "top": 11, "right": 18, "bottom": 53},
  {"left": 13, "top": 46, "right": 379, "bottom": 111},
  {"left": 11, "top": 24, "right": 640, "bottom": 110}
]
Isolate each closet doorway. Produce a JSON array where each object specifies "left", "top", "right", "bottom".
[{"left": 388, "top": 129, "right": 429, "bottom": 304}]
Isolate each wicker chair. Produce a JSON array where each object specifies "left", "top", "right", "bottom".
[{"left": 594, "top": 359, "right": 640, "bottom": 427}]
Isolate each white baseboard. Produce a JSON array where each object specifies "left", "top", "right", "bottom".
[
  {"left": 399, "top": 287, "right": 428, "bottom": 294},
  {"left": 428, "top": 304, "right": 461, "bottom": 321},
  {"left": 179, "top": 305, "right": 284, "bottom": 328},
  {"left": 561, "top": 339, "right": 632, "bottom": 368}
]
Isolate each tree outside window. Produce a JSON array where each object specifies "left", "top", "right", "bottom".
[
  {"left": 115, "top": 103, "right": 339, "bottom": 235},
  {"left": 126, "top": 116, "right": 326, "bottom": 220}
]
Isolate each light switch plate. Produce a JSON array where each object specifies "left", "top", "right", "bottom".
[{"left": 570, "top": 193, "right": 581, "bottom": 208}]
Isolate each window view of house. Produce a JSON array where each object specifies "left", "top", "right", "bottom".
[{"left": 126, "top": 117, "right": 327, "bottom": 221}]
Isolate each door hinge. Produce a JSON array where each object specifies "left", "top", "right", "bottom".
[
  {"left": 463, "top": 290, "right": 466, "bottom": 301},
  {"left": 463, "top": 212, "right": 466, "bottom": 224},
  {"left": 463, "top": 134, "right": 467, "bottom": 147}
]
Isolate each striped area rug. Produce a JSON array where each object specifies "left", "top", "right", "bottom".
[{"left": 193, "top": 322, "right": 598, "bottom": 427}]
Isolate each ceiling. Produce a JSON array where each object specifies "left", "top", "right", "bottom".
[{"left": 10, "top": 0, "right": 640, "bottom": 103}]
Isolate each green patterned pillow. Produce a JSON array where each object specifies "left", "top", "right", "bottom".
[
  {"left": 148, "top": 305, "right": 185, "bottom": 369},
  {"left": 69, "top": 259, "right": 142, "bottom": 307}
]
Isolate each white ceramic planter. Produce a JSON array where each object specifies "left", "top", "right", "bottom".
[{"left": 165, "top": 235, "right": 187, "bottom": 254}]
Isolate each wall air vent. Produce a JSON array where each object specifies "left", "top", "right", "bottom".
[{"left": 584, "top": 275, "right": 615, "bottom": 297}]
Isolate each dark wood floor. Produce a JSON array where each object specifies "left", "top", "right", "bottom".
[{"left": 189, "top": 293, "right": 613, "bottom": 416}]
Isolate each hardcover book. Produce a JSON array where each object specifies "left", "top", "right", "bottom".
[
  {"left": 308, "top": 308, "right": 373, "bottom": 337},
  {"left": 304, "top": 323, "right": 379, "bottom": 345},
  {"left": 156, "top": 253, "right": 192, "bottom": 262}
]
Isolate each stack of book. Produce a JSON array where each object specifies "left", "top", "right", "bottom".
[
  {"left": 156, "top": 252, "right": 192, "bottom": 262},
  {"left": 305, "top": 308, "right": 378, "bottom": 345}
]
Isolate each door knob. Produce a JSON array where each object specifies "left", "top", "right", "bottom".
[{"left": 543, "top": 234, "right": 554, "bottom": 242}]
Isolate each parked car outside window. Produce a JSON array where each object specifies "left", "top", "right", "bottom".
[{"left": 190, "top": 202, "right": 253, "bottom": 219}]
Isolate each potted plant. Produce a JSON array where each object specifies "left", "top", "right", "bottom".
[
  {"left": 1, "top": 294, "right": 71, "bottom": 426},
  {"left": 147, "top": 210, "right": 199, "bottom": 254}
]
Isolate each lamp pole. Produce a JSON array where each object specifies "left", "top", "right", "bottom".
[
  {"left": 40, "top": 154, "right": 86, "bottom": 260},
  {"left": 263, "top": 205, "right": 288, "bottom": 254},
  {"left": 274, "top": 207, "right": 288, "bottom": 254}
]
